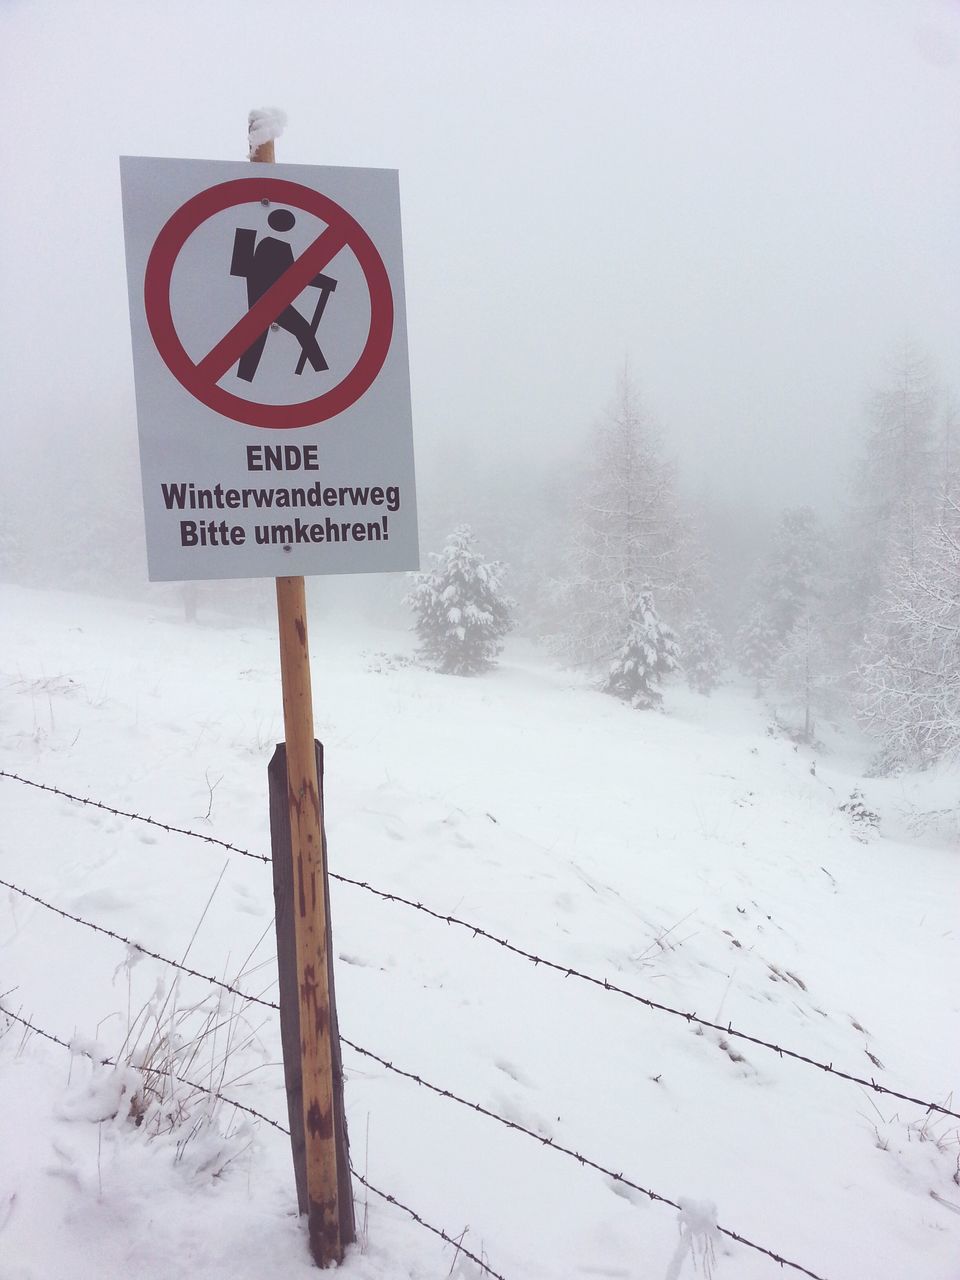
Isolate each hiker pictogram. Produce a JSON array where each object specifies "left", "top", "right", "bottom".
[
  {"left": 230, "top": 208, "right": 338, "bottom": 382},
  {"left": 142, "top": 175, "right": 394, "bottom": 429}
]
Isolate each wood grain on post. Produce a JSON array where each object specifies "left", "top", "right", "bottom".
[
  {"left": 275, "top": 576, "right": 342, "bottom": 1266},
  {"left": 253, "top": 125, "right": 343, "bottom": 1267}
]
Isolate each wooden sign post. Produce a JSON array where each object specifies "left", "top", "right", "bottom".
[
  {"left": 253, "top": 128, "right": 349, "bottom": 1269},
  {"left": 121, "top": 114, "right": 417, "bottom": 1268}
]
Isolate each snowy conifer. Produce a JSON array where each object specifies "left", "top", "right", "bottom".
[
  {"left": 854, "top": 495, "right": 960, "bottom": 769},
  {"left": 681, "top": 611, "right": 725, "bottom": 695},
  {"left": 856, "top": 341, "right": 939, "bottom": 573},
  {"left": 602, "top": 590, "right": 680, "bottom": 710},
  {"left": 554, "top": 370, "right": 699, "bottom": 665},
  {"left": 735, "top": 605, "right": 779, "bottom": 694},
  {"left": 837, "top": 342, "right": 943, "bottom": 644},
  {"left": 772, "top": 611, "right": 831, "bottom": 741},
  {"left": 757, "top": 507, "right": 826, "bottom": 641},
  {"left": 406, "top": 525, "right": 515, "bottom": 675}
]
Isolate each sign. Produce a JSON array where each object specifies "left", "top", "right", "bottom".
[{"left": 120, "top": 156, "right": 418, "bottom": 582}]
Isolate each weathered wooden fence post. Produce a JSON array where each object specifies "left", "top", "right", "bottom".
[{"left": 268, "top": 738, "right": 355, "bottom": 1250}]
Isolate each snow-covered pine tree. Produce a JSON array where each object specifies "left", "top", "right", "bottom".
[
  {"left": 554, "top": 370, "right": 698, "bottom": 665},
  {"left": 839, "top": 342, "right": 942, "bottom": 639},
  {"left": 772, "top": 611, "right": 831, "bottom": 742},
  {"left": 680, "top": 611, "right": 725, "bottom": 695},
  {"left": 757, "top": 506, "right": 826, "bottom": 642},
  {"left": 835, "top": 345, "right": 955, "bottom": 756},
  {"left": 735, "top": 604, "right": 779, "bottom": 695},
  {"left": 854, "top": 493, "right": 960, "bottom": 770},
  {"left": 601, "top": 590, "right": 680, "bottom": 710},
  {"left": 406, "top": 525, "right": 515, "bottom": 675}
]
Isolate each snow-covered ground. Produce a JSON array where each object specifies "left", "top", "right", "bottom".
[{"left": 1, "top": 582, "right": 957, "bottom": 1280}]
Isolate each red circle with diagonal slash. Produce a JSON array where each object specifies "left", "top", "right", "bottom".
[{"left": 144, "top": 177, "right": 394, "bottom": 429}]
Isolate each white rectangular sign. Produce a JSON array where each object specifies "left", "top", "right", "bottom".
[{"left": 120, "top": 155, "right": 418, "bottom": 582}]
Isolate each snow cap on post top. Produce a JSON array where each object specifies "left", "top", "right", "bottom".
[{"left": 248, "top": 107, "right": 287, "bottom": 157}]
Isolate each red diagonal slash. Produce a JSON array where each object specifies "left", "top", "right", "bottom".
[{"left": 196, "top": 223, "right": 349, "bottom": 384}]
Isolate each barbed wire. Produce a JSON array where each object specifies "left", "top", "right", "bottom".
[
  {"left": 2, "top": 998, "right": 822, "bottom": 1279},
  {"left": 1, "top": 1004, "right": 114, "bottom": 1063},
  {"left": 0, "top": 1002, "right": 507, "bottom": 1279},
  {"left": 341, "top": 1038, "right": 831, "bottom": 1280},
  {"left": 3, "top": 768, "right": 957, "bottom": 1122},
  {"left": 0, "top": 870, "right": 825, "bottom": 1275},
  {"left": 0, "top": 878, "right": 830, "bottom": 1277},
  {"left": 0, "top": 770, "right": 269, "bottom": 863},
  {"left": 0, "top": 1002, "right": 288, "bottom": 1130},
  {"left": 330, "top": 874, "right": 960, "bottom": 1122},
  {"left": 350, "top": 1168, "right": 508, "bottom": 1280},
  {"left": 0, "top": 874, "right": 281, "bottom": 1014}
]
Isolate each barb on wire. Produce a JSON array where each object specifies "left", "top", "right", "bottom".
[
  {"left": 0, "top": 770, "right": 269, "bottom": 863},
  {"left": 0, "top": 1002, "right": 507, "bottom": 1278},
  {"left": 0, "top": 874, "right": 280, "bottom": 1014},
  {"left": 342, "top": 1037, "right": 831, "bottom": 1280},
  {"left": 3, "top": 768, "right": 957, "bottom": 1123}
]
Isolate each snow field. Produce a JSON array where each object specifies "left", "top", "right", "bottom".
[{"left": 1, "top": 583, "right": 958, "bottom": 1279}]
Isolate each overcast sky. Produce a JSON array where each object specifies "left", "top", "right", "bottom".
[{"left": 2, "top": 0, "right": 958, "bottom": 515}]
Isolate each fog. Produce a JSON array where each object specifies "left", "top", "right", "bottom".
[{"left": 2, "top": 0, "right": 958, "bottom": 581}]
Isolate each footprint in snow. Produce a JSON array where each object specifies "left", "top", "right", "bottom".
[{"left": 494, "top": 1059, "right": 535, "bottom": 1088}]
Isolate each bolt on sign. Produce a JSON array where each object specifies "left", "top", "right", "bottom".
[{"left": 120, "top": 157, "right": 418, "bottom": 581}]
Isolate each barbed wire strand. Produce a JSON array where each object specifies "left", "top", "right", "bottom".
[
  {"left": 3, "top": 769, "right": 957, "bottom": 1123},
  {"left": 0, "top": 1003, "right": 287, "bottom": 1129},
  {"left": 0, "top": 1002, "right": 505, "bottom": 1280},
  {"left": 350, "top": 1169, "right": 508, "bottom": 1280},
  {"left": 0, "top": 770, "right": 269, "bottom": 863},
  {"left": 341, "top": 1038, "right": 831, "bottom": 1280},
  {"left": 2, "top": 1005, "right": 113, "bottom": 1064},
  {"left": 0, "top": 874, "right": 281, "bottom": 1013}
]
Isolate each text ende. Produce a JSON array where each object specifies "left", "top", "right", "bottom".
[{"left": 246, "top": 444, "right": 318, "bottom": 471}]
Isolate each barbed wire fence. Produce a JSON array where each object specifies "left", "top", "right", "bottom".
[
  {"left": 0, "top": 868, "right": 832, "bottom": 1278},
  {"left": 2, "top": 767, "right": 957, "bottom": 1279},
  {"left": 3, "top": 769, "right": 954, "bottom": 1123}
]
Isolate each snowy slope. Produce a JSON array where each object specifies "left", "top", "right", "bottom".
[{"left": 1, "top": 582, "right": 957, "bottom": 1280}]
